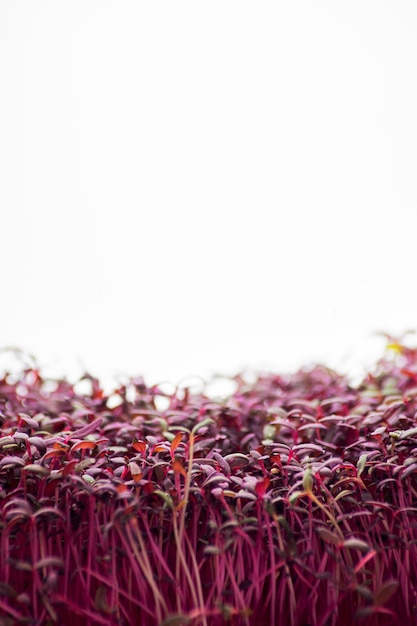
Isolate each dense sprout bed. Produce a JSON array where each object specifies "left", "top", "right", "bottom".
[{"left": 1, "top": 344, "right": 417, "bottom": 625}]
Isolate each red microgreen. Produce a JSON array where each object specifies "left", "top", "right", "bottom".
[{"left": 1, "top": 340, "right": 417, "bottom": 624}]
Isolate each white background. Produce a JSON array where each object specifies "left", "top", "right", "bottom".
[{"left": 1, "top": 1, "right": 417, "bottom": 390}]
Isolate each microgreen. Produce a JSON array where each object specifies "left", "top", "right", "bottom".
[{"left": 1, "top": 342, "right": 417, "bottom": 624}]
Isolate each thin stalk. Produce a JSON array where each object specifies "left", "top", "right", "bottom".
[
  {"left": 183, "top": 528, "right": 208, "bottom": 624},
  {"left": 172, "top": 513, "right": 202, "bottom": 621},
  {"left": 123, "top": 517, "right": 168, "bottom": 621},
  {"left": 272, "top": 512, "right": 297, "bottom": 626}
]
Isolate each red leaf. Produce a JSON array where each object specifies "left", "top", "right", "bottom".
[
  {"left": 172, "top": 460, "right": 187, "bottom": 477},
  {"left": 43, "top": 450, "right": 66, "bottom": 461},
  {"left": 132, "top": 439, "right": 146, "bottom": 453},
  {"left": 255, "top": 477, "right": 270, "bottom": 498},
  {"left": 62, "top": 460, "right": 78, "bottom": 477},
  {"left": 171, "top": 432, "right": 183, "bottom": 454},
  {"left": 70, "top": 441, "right": 97, "bottom": 453}
]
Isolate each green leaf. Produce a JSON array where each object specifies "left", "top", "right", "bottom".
[
  {"left": 334, "top": 489, "right": 355, "bottom": 502},
  {"left": 154, "top": 490, "right": 175, "bottom": 509},
  {"left": 316, "top": 526, "right": 340, "bottom": 546},
  {"left": 399, "top": 427, "right": 417, "bottom": 440},
  {"left": 74, "top": 458, "right": 95, "bottom": 473},
  {"left": 22, "top": 464, "right": 49, "bottom": 476},
  {"left": 35, "top": 557, "right": 64, "bottom": 570},
  {"left": 355, "top": 584, "right": 373, "bottom": 601},
  {"left": 82, "top": 474, "right": 95, "bottom": 485},
  {"left": 302, "top": 467, "right": 313, "bottom": 492},
  {"left": 191, "top": 418, "right": 214, "bottom": 434},
  {"left": 0, "top": 582, "right": 17, "bottom": 598},
  {"left": 374, "top": 579, "right": 399, "bottom": 606},
  {"left": 159, "top": 615, "right": 191, "bottom": 626},
  {"left": 203, "top": 546, "right": 222, "bottom": 555},
  {"left": 289, "top": 490, "right": 304, "bottom": 505},
  {"left": 240, "top": 517, "right": 259, "bottom": 525},
  {"left": 357, "top": 453, "right": 367, "bottom": 478},
  {"left": 343, "top": 538, "right": 370, "bottom": 552},
  {"left": 95, "top": 585, "right": 113, "bottom": 615}
]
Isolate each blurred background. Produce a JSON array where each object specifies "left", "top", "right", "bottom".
[{"left": 1, "top": 1, "right": 417, "bottom": 389}]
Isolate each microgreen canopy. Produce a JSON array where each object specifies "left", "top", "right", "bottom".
[{"left": 1, "top": 342, "right": 417, "bottom": 625}]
